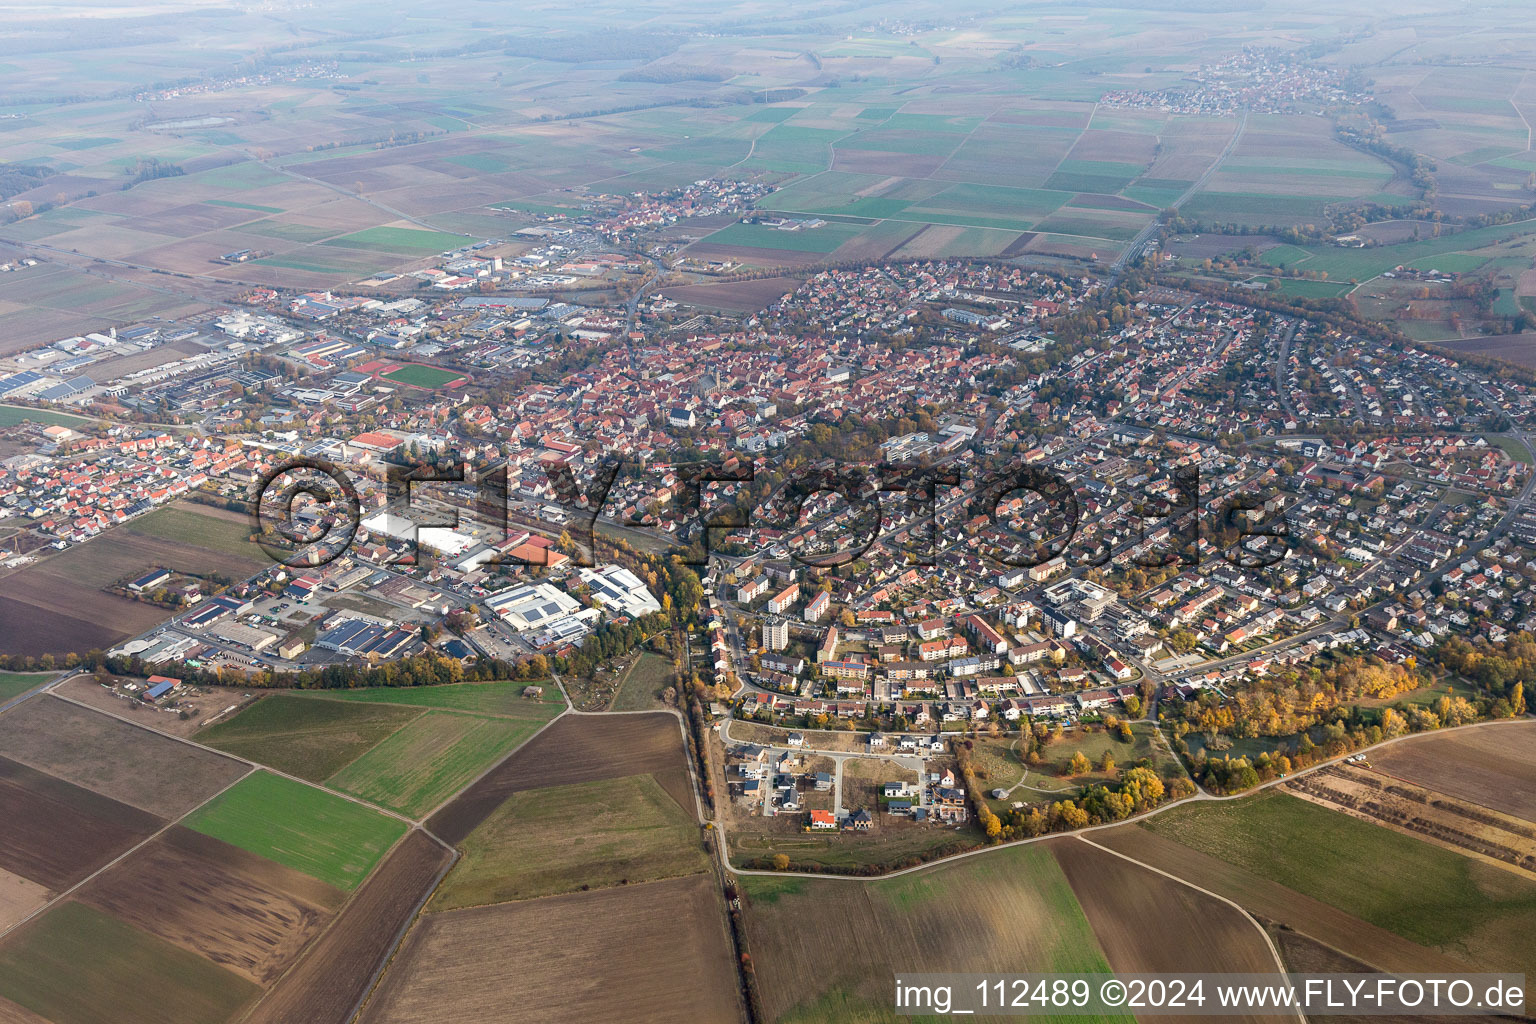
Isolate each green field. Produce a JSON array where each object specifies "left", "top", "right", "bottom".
[
  {"left": 0, "top": 404, "right": 93, "bottom": 428},
  {"left": 52, "top": 136, "right": 119, "bottom": 150},
  {"left": 742, "top": 844, "right": 1131, "bottom": 1024},
  {"left": 251, "top": 255, "right": 365, "bottom": 274},
  {"left": 196, "top": 694, "right": 423, "bottom": 781},
  {"left": 1266, "top": 277, "right": 1357, "bottom": 299},
  {"left": 184, "top": 771, "right": 407, "bottom": 890},
  {"left": 0, "top": 671, "right": 53, "bottom": 701},
  {"left": 322, "top": 226, "right": 473, "bottom": 254},
  {"left": 204, "top": 198, "right": 284, "bottom": 214},
  {"left": 123, "top": 504, "right": 266, "bottom": 564},
  {"left": 295, "top": 679, "right": 564, "bottom": 716},
  {"left": 1142, "top": 790, "right": 1536, "bottom": 969},
  {"left": 700, "top": 220, "right": 863, "bottom": 253},
  {"left": 0, "top": 901, "right": 259, "bottom": 1024},
  {"left": 1181, "top": 192, "right": 1330, "bottom": 223},
  {"left": 431, "top": 772, "right": 707, "bottom": 909},
  {"left": 380, "top": 363, "right": 466, "bottom": 389},
  {"left": 1255, "top": 218, "right": 1536, "bottom": 282},
  {"left": 327, "top": 710, "right": 543, "bottom": 817}
]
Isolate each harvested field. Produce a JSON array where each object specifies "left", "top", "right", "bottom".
[
  {"left": 663, "top": 276, "right": 803, "bottom": 312},
  {"left": 0, "top": 996, "right": 48, "bottom": 1024},
  {"left": 0, "top": 756, "right": 161, "bottom": 892},
  {"left": 1369, "top": 721, "right": 1536, "bottom": 821},
  {"left": 76, "top": 826, "right": 343, "bottom": 985},
  {"left": 1055, "top": 838, "right": 1277, "bottom": 1024},
  {"left": 0, "top": 587, "right": 169, "bottom": 659},
  {"left": 0, "top": 869, "right": 48, "bottom": 933},
  {"left": 1095, "top": 823, "right": 1467, "bottom": 973},
  {"left": 1287, "top": 764, "right": 1536, "bottom": 876},
  {"left": 740, "top": 841, "right": 1130, "bottom": 1024},
  {"left": 183, "top": 771, "right": 408, "bottom": 891},
  {"left": 1431, "top": 334, "right": 1536, "bottom": 370},
  {"left": 0, "top": 901, "right": 260, "bottom": 1024},
  {"left": 0, "top": 696, "right": 246, "bottom": 818},
  {"left": 1273, "top": 930, "right": 1512, "bottom": 1024},
  {"left": 243, "top": 829, "right": 452, "bottom": 1024},
  {"left": 431, "top": 772, "right": 709, "bottom": 909},
  {"left": 360, "top": 874, "right": 740, "bottom": 1024},
  {"left": 53, "top": 676, "right": 256, "bottom": 738},
  {"left": 426, "top": 712, "right": 691, "bottom": 845},
  {"left": 196, "top": 693, "right": 424, "bottom": 782},
  {"left": 681, "top": 242, "right": 828, "bottom": 268}
]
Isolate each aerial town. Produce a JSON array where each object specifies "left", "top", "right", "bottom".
[{"left": 1, "top": 5, "right": 1533, "bottom": 1024}]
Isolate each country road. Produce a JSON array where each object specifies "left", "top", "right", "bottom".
[{"left": 1111, "top": 106, "right": 1250, "bottom": 278}]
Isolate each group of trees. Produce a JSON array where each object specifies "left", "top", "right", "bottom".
[
  {"left": 1169, "top": 643, "right": 1527, "bottom": 794},
  {"left": 954, "top": 735, "right": 1189, "bottom": 843}
]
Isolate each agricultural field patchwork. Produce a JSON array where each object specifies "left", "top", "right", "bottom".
[
  {"left": 0, "top": 901, "right": 261, "bottom": 1024},
  {"left": 196, "top": 694, "right": 425, "bottom": 782},
  {"left": 183, "top": 770, "right": 408, "bottom": 890},
  {"left": 0, "top": 695, "right": 246, "bottom": 818},
  {"left": 740, "top": 842, "right": 1131, "bottom": 1024},
  {"left": 1138, "top": 790, "right": 1536, "bottom": 972}
]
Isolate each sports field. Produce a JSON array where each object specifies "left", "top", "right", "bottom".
[
  {"left": 379, "top": 363, "right": 469, "bottom": 389},
  {"left": 183, "top": 771, "right": 407, "bottom": 890}
]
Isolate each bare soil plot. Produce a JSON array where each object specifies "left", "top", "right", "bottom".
[
  {"left": 663, "top": 276, "right": 803, "bottom": 313},
  {"left": 1274, "top": 930, "right": 1511, "bottom": 1024},
  {"left": 0, "top": 586, "right": 170, "bottom": 659},
  {"left": 243, "top": 829, "right": 451, "bottom": 1024},
  {"left": 0, "top": 696, "right": 246, "bottom": 818},
  {"left": 682, "top": 242, "right": 829, "bottom": 268},
  {"left": 0, "top": 869, "right": 48, "bottom": 933},
  {"left": 1431, "top": 334, "right": 1536, "bottom": 369},
  {"left": 1369, "top": 721, "right": 1536, "bottom": 821},
  {"left": 832, "top": 149, "right": 948, "bottom": 176},
  {"left": 54, "top": 676, "right": 255, "bottom": 738},
  {"left": 426, "top": 712, "right": 690, "bottom": 845},
  {"left": 1093, "top": 824, "right": 1471, "bottom": 974},
  {"left": 0, "top": 756, "right": 162, "bottom": 892},
  {"left": 1054, "top": 838, "right": 1277, "bottom": 1024},
  {"left": 76, "top": 826, "right": 343, "bottom": 984},
  {"left": 360, "top": 874, "right": 740, "bottom": 1024},
  {"left": 0, "top": 996, "right": 48, "bottom": 1024}
]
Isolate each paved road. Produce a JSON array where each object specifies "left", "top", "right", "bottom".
[{"left": 714, "top": 714, "right": 1534, "bottom": 882}]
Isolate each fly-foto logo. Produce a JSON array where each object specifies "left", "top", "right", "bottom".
[{"left": 249, "top": 455, "right": 1290, "bottom": 572}]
